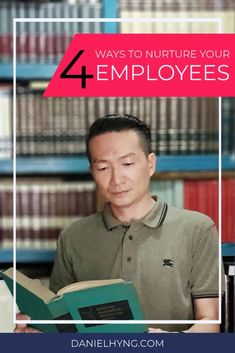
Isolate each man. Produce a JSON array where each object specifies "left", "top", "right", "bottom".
[{"left": 16, "top": 114, "right": 223, "bottom": 333}]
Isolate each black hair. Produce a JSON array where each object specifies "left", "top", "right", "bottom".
[{"left": 86, "top": 114, "right": 151, "bottom": 162}]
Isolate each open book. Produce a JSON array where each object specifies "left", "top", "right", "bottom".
[{"left": 2, "top": 268, "right": 147, "bottom": 333}]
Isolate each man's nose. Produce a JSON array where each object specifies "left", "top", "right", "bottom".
[{"left": 110, "top": 167, "right": 123, "bottom": 186}]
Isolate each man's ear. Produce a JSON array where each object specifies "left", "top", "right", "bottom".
[{"left": 148, "top": 152, "right": 156, "bottom": 177}]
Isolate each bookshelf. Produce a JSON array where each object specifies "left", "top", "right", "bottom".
[
  {"left": 0, "top": 64, "right": 57, "bottom": 80},
  {"left": 222, "top": 243, "right": 235, "bottom": 257},
  {"left": 0, "top": 249, "right": 55, "bottom": 264},
  {"left": 0, "top": 2, "right": 110, "bottom": 80},
  {"left": 1, "top": 243, "right": 234, "bottom": 264},
  {"left": 0, "top": 155, "right": 235, "bottom": 175},
  {"left": 1, "top": 156, "right": 89, "bottom": 175}
]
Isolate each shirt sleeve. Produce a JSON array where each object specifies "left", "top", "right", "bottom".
[
  {"left": 190, "top": 224, "right": 225, "bottom": 298},
  {"left": 49, "top": 231, "right": 77, "bottom": 293}
]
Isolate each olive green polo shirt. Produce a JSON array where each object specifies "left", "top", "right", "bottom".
[{"left": 50, "top": 199, "right": 222, "bottom": 332}]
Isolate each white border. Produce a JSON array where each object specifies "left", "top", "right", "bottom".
[{"left": 13, "top": 17, "right": 222, "bottom": 326}]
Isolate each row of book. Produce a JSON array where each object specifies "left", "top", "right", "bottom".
[
  {"left": 0, "top": 178, "right": 234, "bottom": 250},
  {"left": 0, "top": 181, "right": 96, "bottom": 250},
  {"left": 1, "top": 0, "right": 234, "bottom": 64},
  {"left": 120, "top": 0, "right": 235, "bottom": 34},
  {"left": 120, "top": 0, "right": 235, "bottom": 11},
  {"left": 12, "top": 93, "right": 235, "bottom": 156},
  {"left": 2, "top": 85, "right": 234, "bottom": 157},
  {"left": 14, "top": 92, "right": 219, "bottom": 156},
  {"left": 184, "top": 178, "right": 235, "bottom": 244},
  {"left": 0, "top": 0, "right": 102, "bottom": 64},
  {"left": 151, "top": 177, "right": 235, "bottom": 245}
]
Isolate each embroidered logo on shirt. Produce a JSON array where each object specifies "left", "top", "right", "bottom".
[{"left": 163, "top": 259, "right": 174, "bottom": 267}]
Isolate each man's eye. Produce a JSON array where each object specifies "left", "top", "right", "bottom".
[
  {"left": 97, "top": 166, "right": 108, "bottom": 171},
  {"left": 123, "top": 162, "right": 134, "bottom": 166}
]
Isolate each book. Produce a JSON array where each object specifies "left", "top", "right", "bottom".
[
  {"left": 2, "top": 268, "right": 147, "bottom": 333},
  {"left": 0, "top": 84, "right": 12, "bottom": 158}
]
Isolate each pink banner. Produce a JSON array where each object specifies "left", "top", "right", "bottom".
[{"left": 44, "top": 34, "right": 235, "bottom": 97}]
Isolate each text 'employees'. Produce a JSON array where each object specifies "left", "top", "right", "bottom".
[{"left": 96, "top": 64, "right": 229, "bottom": 81}]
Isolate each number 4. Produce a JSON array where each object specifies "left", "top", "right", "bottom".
[{"left": 60, "top": 50, "right": 94, "bottom": 89}]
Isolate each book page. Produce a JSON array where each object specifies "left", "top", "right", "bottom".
[
  {"left": 4, "top": 268, "right": 55, "bottom": 303},
  {"left": 57, "top": 278, "right": 125, "bottom": 296}
]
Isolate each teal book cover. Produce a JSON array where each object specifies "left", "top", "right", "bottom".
[{"left": 2, "top": 268, "right": 147, "bottom": 333}]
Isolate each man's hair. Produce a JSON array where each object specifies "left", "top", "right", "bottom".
[{"left": 86, "top": 114, "right": 151, "bottom": 162}]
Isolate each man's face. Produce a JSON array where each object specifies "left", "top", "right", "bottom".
[{"left": 89, "top": 130, "right": 156, "bottom": 209}]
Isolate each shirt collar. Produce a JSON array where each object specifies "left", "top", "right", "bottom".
[{"left": 102, "top": 198, "right": 168, "bottom": 231}]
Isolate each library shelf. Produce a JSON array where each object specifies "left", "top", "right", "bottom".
[
  {"left": 0, "top": 63, "right": 57, "bottom": 80},
  {"left": 0, "top": 249, "right": 55, "bottom": 264},
  {"left": 0, "top": 243, "right": 233, "bottom": 263},
  {"left": 0, "top": 155, "right": 234, "bottom": 175},
  {"left": 222, "top": 243, "right": 235, "bottom": 257}
]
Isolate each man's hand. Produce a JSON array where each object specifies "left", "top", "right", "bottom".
[{"left": 14, "top": 313, "right": 41, "bottom": 333}]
